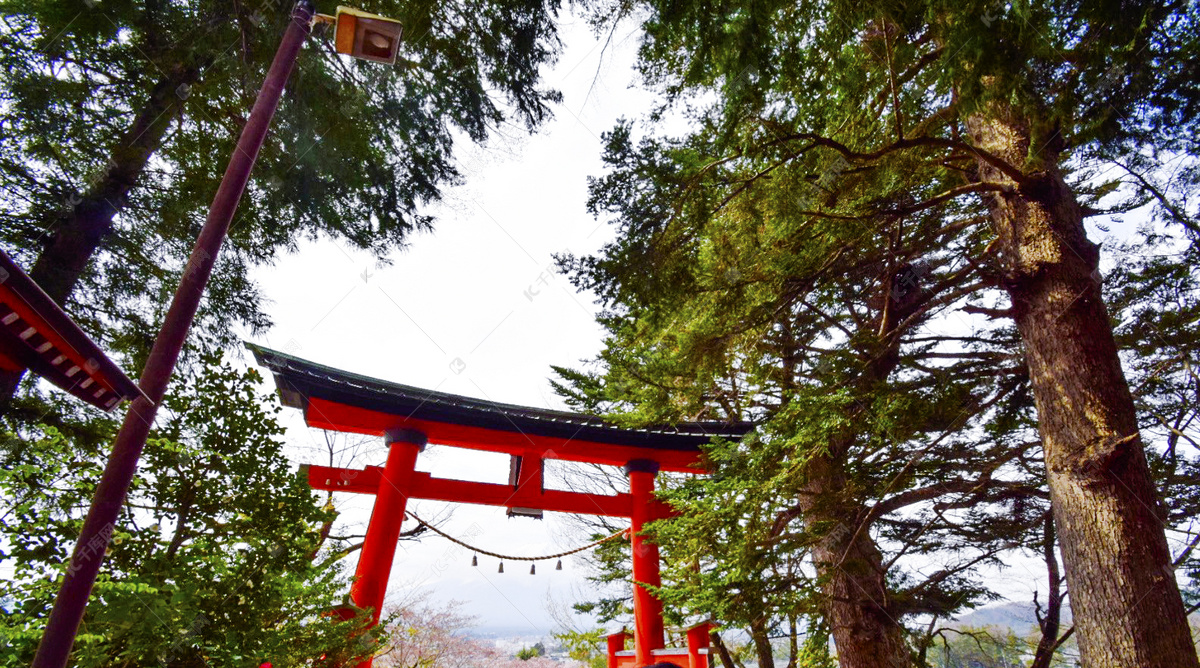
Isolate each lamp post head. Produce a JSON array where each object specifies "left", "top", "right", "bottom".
[{"left": 332, "top": 6, "right": 402, "bottom": 64}]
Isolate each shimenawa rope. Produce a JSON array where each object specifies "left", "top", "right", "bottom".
[{"left": 406, "top": 510, "right": 628, "bottom": 562}]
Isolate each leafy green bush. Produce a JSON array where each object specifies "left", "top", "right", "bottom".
[{"left": 0, "top": 355, "right": 382, "bottom": 666}]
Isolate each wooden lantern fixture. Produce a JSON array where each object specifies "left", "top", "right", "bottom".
[{"left": 329, "top": 6, "right": 402, "bottom": 64}]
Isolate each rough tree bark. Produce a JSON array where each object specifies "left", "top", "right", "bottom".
[
  {"left": 785, "top": 277, "right": 918, "bottom": 668},
  {"left": 799, "top": 453, "right": 910, "bottom": 668},
  {"left": 709, "top": 630, "right": 738, "bottom": 668},
  {"left": 0, "top": 66, "right": 196, "bottom": 403},
  {"left": 970, "top": 108, "right": 1199, "bottom": 667}
]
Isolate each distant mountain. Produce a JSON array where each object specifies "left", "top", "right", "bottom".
[
  {"left": 953, "top": 601, "right": 1072, "bottom": 636},
  {"left": 467, "top": 625, "right": 555, "bottom": 640}
]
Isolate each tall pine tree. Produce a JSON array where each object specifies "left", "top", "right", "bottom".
[
  {"left": 0, "top": 0, "right": 562, "bottom": 403},
  {"left": 559, "top": 121, "right": 1051, "bottom": 666},
  {"left": 565, "top": 0, "right": 1200, "bottom": 664}
]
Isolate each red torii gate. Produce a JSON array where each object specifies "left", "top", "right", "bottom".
[{"left": 249, "top": 345, "right": 751, "bottom": 668}]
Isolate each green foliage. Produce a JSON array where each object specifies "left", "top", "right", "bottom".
[
  {"left": 0, "top": 0, "right": 563, "bottom": 363},
  {"left": 552, "top": 627, "right": 608, "bottom": 668},
  {"left": 559, "top": 0, "right": 1200, "bottom": 662},
  {"left": 795, "top": 622, "right": 837, "bottom": 668},
  {"left": 560, "top": 110, "right": 1045, "bottom": 658},
  {"left": 1105, "top": 235, "right": 1200, "bottom": 606},
  {"left": 650, "top": 433, "right": 822, "bottom": 628},
  {"left": 622, "top": 0, "right": 1200, "bottom": 162},
  {"left": 0, "top": 355, "right": 381, "bottom": 666},
  {"left": 515, "top": 642, "right": 545, "bottom": 660}
]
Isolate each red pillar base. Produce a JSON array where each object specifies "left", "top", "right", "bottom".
[
  {"left": 351, "top": 428, "right": 426, "bottom": 667},
  {"left": 686, "top": 622, "right": 713, "bottom": 668},
  {"left": 607, "top": 629, "right": 630, "bottom": 668},
  {"left": 625, "top": 459, "right": 665, "bottom": 665}
]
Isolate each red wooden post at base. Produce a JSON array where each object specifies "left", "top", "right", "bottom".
[
  {"left": 625, "top": 459, "right": 665, "bottom": 665},
  {"left": 686, "top": 622, "right": 712, "bottom": 668},
  {"left": 352, "top": 428, "right": 425, "bottom": 666},
  {"left": 607, "top": 629, "right": 628, "bottom": 668}
]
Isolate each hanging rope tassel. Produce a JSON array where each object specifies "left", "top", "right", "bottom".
[
  {"left": 530, "top": 563, "right": 536, "bottom": 575},
  {"left": 472, "top": 554, "right": 478, "bottom": 567},
  {"left": 556, "top": 559, "right": 562, "bottom": 571},
  {"left": 498, "top": 562, "right": 504, "bottom": 574}
]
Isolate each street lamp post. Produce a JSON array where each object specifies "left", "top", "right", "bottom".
[{"left": 31, "top": 1, "right": 398, "bottom": 664}]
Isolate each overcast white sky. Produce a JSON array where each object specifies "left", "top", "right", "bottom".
[{"left": 246, "top": 10, "right": 656, "bottom": 637}]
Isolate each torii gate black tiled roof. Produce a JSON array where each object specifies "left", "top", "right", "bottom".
[{"left": 248, "top": 343, "right": 752, "bottom": 452}]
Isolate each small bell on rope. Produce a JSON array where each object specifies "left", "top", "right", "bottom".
[
  {"left": 472, "top": 554, "right": 478, "bottom": 567},
  {"left": 556, "top": 559, "right": 563, "bottom": 571},
  {"left": 498, "top": 562, "right": 504, "bottom": 574},
  {"left": 530, "top": 563, "right": 536, "bottom": 575}
]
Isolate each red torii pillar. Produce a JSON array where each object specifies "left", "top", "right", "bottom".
[
  {"left": 352, "top": 428, "right": 425, "bottom": 666},
  {"left": 625, "top": 459, "right": 666, "bottom": 665}
]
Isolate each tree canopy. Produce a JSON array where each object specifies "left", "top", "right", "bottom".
[
  {"left": 559, "top": 0, "right": 1200, "bottom": 665},
  {"left": 0, "top": 0, "right": 563, "bottom": 376},
  {"left": 0, "top": 356, "right": 382, "bottom": 665}
]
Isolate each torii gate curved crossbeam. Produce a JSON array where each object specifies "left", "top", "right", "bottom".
[{"left": 249, "top": 344, "right": 752, "bottom": 668}]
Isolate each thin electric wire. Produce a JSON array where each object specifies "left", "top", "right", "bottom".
[{"left": 406, "top": 510, "right": 629, "bottom": 562}]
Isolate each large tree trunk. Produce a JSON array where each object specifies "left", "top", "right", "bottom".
[
  {"left": 782, "top": 258, "right": 920, "bottom": 668},
  {"left": 0, "top": 66, "right": 196, "bottom": 404},
  {"left": 802, "top": 454, "right": 910, "bottom": 668},
  {"left": 748, "top": 614, "right": 777, "bottom": 668},
  {"left": 969, "top": 110, "right": 1199, "bottom": 667}
]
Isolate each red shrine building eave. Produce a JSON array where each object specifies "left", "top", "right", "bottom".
[
  {"left": 0, "top": 249, "right": 144, "bottom": 411},
  {"left": 247, "top": 343, "right": 751, "bottom": 473}
]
